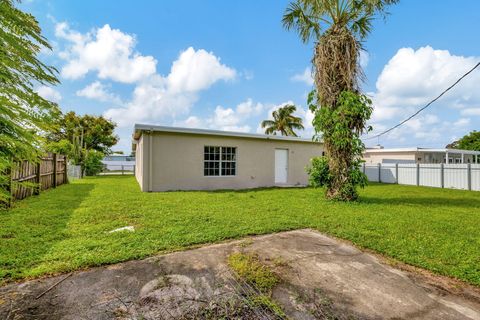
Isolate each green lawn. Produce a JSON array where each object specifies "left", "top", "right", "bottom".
[{"left": 1, "top": 176, "right": 479, "bottom": 286}]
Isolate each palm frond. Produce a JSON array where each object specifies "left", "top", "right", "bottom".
[{"left": 260, "top": 104, "right": 304, "bottom": 137}]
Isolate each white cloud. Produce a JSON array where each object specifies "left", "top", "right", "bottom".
[
  {"left": 360, "top": 50, "right": 369, "bottom": 69},
  {"left": 461, "top": 108, "right": 480, "bottom": 116},
  {"left": 291, "top": 67, "right": 313, "bottom": 86},
  {"left": 76, "top": 81, "right": 120, "bottom": 103},
  {"left": 36, "top": 85, "right": 62, "bottom": 103},
  {"left": 172, "top": 99, "right": 315, "bottom": 137},
  {"left": 210, "top": 106, "right": 239, "bottom": 127},
  {"left": 167, "top": 47, "right": 236, "bottom": 93},
  {"left": 453, "top": 118, "right": 470, "bottom": 127},
  {"left": 104, "top": 47, "right": 236, "bottom": 128},
  {"left": 371, "top": 46, "right": 480, "bottom": 122},
  {"left": 206, "top": 99, "right": 264, "bottom": 132},
  {"left": 365, "top": 46, "right": 480, "bottom": 147},
  {"left": 104, "top": 75, "right": 195, "bottom": 127},
  {"left": 173, "top": 116, "right": 202, "bottom": 128},
  {"left": 56, "top": 23, "right": 157, "bottom": 83},
  {"left": 236, "top": 99, "right": 264, "bottom": 117}
]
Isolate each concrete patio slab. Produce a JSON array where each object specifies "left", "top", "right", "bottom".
[{"left": 0, "top": 229, "right": 479, "bottom": 319}]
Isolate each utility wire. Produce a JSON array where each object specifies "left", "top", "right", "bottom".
[{"left": 364, "top": 62, "right": 480, "bottom": 140}]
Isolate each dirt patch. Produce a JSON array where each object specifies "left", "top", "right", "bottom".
[{"left": 0, "top": 229, "right": 479, "bottom": 319}]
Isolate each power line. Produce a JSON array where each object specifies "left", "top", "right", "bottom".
[{"left": 364, "top": 62, "right": 480, "bottom": 140}]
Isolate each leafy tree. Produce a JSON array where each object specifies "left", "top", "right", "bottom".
[
  {"left": 47, "top": 111, "right": 118, "bottom": 176},
  {"left": 1, "top": 0, "right": 60, "bottom": 204},
  {"left": 261, "top": 104, "right": 304, "bottom": 136},
  {"left": 283, "top": 0, "right": 397, "bottom": 201},
  {"left": 45, "top": 139, "right": 74, "bottom": 157},
  {"left": 49, "top": 111, "right": 118, "bottom": 154},
  {"left": 446, "top": 131, "right": 480, "bottom": 151},
  {"left": 306, "top": 91, "right": 372, "bottom": 199}
]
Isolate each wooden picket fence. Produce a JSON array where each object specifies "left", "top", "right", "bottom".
[{"left": 6, "top": 153, "right": 68, "bottom": 207}]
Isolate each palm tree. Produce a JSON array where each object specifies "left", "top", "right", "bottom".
[
  {"left": 261, "top": 104, "right": 304, "bottom": 136},
  {"left": 283, "top": 0, "right": 397, "bottom": 200}
]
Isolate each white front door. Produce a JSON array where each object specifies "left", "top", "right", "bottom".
[{"left": 275, "top": 149, "right": 288, "bottom": 184}]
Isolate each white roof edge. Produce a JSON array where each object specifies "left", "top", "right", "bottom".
[
  {"left": 365, "top": 147, "right": 480, "bottom": 155},
  {"left": 133, "top": 123, "right": 321, "bottom": 144}
]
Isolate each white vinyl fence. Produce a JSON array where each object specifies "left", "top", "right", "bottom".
[
  {"left": 99, "top": 164, "right": 135, "bottom": 175},
  {"left": 362, "top": 163, "right": 480, "bottom": 191}
]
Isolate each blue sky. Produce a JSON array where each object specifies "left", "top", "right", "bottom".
[{"left": 23, "top": 0, "right": 480, "bottom": 152}]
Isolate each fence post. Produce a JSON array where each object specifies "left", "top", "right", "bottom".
[
  {"left": 35, "top": 161, "right": 41, "bottom": 195},
  {"left": 362, "top": 163, "right": 366, "bottom": 174},
  {"left": 122, "top": 165, "right": 124, "bottom": 175},
  {"left": 64, "top": 156, "right": 69, "bottom": 184},
  {"left": 467, "top": 163, "right": 472, "bottom": 191},
  {"left": 395, "top": 163, "right": 399, "bottom": 184},
  {"left": 416, "top": 163, "right": 420, "bottom": 186},
  {"left": 378, "top": 163, "right": 381, "bottom": 183},
  {"left": 440, "top": 163, "right": 444, "bottom": 188},
  {"left": 6, "top": 163, "right": 13, "bottom": 208},
  {"left": 52, "top": 153, "right": 57, "bottom": 188}
]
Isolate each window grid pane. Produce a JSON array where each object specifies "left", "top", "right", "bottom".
[{"left": 204, "top": 146, "right": 236, "bottom": 176}]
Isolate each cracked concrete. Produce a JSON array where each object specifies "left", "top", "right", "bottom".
[{"left": 0, "top": 229, "right": 479, "bottom": 319}]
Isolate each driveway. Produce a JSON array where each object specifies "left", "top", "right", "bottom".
[{"left": 1, "top": 229, "right": 479, "bottom": 319}]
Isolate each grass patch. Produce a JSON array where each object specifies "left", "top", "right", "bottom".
[
  {"left": 228, "top": 252, "right": 279, "bottom": 293},
  {"left": 1, "top": 175, "right": 479, "bottom": 287},
  {"left": 228, "top": 252, "right": 285, "bottom": 318}
]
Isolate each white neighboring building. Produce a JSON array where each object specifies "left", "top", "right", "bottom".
[
  {"left": 363, "top": 147, "right": 480, "bottom": 164},
  {"left": 102, "top": 155, "right": 136, "bottom": 171}
]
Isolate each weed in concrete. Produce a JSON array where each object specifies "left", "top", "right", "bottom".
[
  {"left": 227, "top": 252, "right": 287, "bottom": 319},
  {"left": 238, "top": 238, "right": 254, "bottom": 248},
  {"left": 228, "top": 252, "right": 279, "bottom": 293}
]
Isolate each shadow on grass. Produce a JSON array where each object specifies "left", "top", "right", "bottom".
[
  {"left": 0, "top": 183, "right": 95, "bottom": 283},
  {"left": 360, "top": 195, "right": 480, "bottom": 209},
  {"left": 160, "top": 186, "right": 310, "bottom": 194}
]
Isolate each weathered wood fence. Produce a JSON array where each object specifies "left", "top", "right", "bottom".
[{"left": 7, "top": 154, "right": 68, "bottom": 206}]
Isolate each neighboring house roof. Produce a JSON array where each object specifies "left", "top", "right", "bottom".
[
  {"left": 364, "top": 147, "right": 480, "bottom": 155},
  {"left": 132, "top": 124, "right": 321, "bottom": 144}
]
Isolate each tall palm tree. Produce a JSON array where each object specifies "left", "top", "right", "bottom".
[
  {"left": 283, "top": 0, "right": 397, "bottom": 200},
  {"left": 261, "top": 104, "right": 304, "bottom": 136}
]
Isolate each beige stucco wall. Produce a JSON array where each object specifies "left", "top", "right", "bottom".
[
  {"left": 363, "top": 152, "right": 416, "bottom": 164},
  {"left": 137, "top": 131, "right": 323, "bottom": 191},
  {"left": 134, "top": 135, "right": 146, "bottom": 190}
]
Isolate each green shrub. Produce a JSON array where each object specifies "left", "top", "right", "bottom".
[
  {"left": 84, "top": 150, "right": 104, "bottom": 176},
  {"left": 307, "top": 155, "right": 368, "bottom": 198}
]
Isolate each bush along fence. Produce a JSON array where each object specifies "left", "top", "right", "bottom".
[
  {"left": 4, "top": 154, "right": 68, "bottom": 207},
  {"left": 362, "top": 163, "right": 480, "bottom": 191}
]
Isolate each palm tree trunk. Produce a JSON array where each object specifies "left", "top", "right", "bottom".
[{"left": 313, "top": 28, "right": 361, "bottom": 201}]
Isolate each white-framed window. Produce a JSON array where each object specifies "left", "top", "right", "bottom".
[{"left": 204, "top": 146, "right": 236, "bottom": 176}]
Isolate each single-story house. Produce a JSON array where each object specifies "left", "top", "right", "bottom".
[
  {"left": 363, "top": 146, "right": 480, "bottom": 164},
  {"left": 132, "top": 124, "right": 323, "bottom": 192}
]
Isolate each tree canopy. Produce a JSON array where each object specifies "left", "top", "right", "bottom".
[
  {"left": 49, "top": 111, "right": 119, "bottom": 155},
  {"left": 1, "top": 0, "right": 60, "bottom": 204},
  {"left": 261, "top": 104, "right": 304, "bottom": 136},
  {"left": 46, "top": 111, "right": 119, "bottom": 176},
  {"left": 0, "top": 0, "right": 60, "bottom": 161},
  {"left": 446, "top": 131, "right": 480, "bottom": 151}
]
